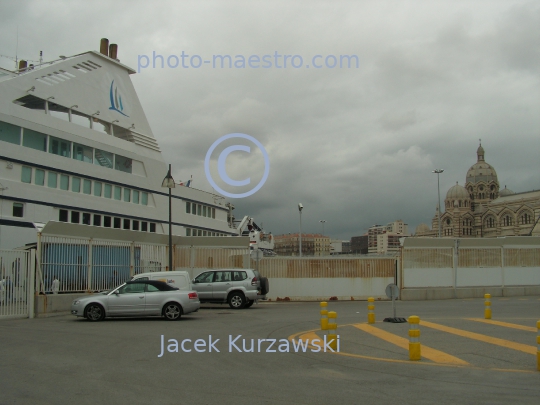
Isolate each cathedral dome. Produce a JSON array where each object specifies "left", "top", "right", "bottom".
[
  {"left": 446, "top": 182, "right": 469, "bottom": 199},
  {"left": 466, "top": 143, "right": 498, "bottom": 184},
  {"left": 414, "top": 223, "right": 431, "bottom": 235},
  {"left": 499, "top": 185, "right": 515, "bottom": 197}
]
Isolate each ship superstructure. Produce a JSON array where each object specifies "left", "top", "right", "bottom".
[{"left": 0, "top": 40, "right": 237, "bottom": 250}]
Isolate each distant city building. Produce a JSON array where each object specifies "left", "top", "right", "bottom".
[
  {"left": 274, "top": 233, "right": 331, "bottom": 256},
  {"left": 368, "top": 220, "right": 408, "bottom": 254},
  {"left": 350, "top": 234, "right": 368, "bottom": 254},
  {"left": 342, "top": 241, "right": 351, "bottom": 253},
  {"left": 376, "top": 232, "right": 405, "bottom": 254},
  {"left": 415, "top": 143, "right": 540, "bottom": 238},
  {"left": 329, "top": 240, "right": 351, "bottom": 255}
]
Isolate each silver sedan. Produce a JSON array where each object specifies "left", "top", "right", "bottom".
[{"left": 71, "top": 280, "right": 200, "bottom": 321}]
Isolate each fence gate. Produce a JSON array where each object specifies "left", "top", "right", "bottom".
[{"left": 0, "top": 249, "right": 35, "bottom": 319}]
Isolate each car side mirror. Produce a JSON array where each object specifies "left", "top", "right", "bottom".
[
  {"left": 113, "top": 290, "right": 120, "bottom": 295},
  {"left": 192, "top": 279, "right": 198, "bottom": 284}
]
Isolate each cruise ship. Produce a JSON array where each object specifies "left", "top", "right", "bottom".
[{"left": 0, "top": 39, "right": 241, "bottom": 250}]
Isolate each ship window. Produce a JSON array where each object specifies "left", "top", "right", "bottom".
[
  {"left": 212, "top": 208, "right": 215, "bottom": 219},
  {"left": 0, "top": 121, "right": 21, "bottom": 145},
  {"left": 82, "top": 213, "right": 91, "bottom": 225},
  {"left": 203, "top": 206, "right": 207, "bottom": 217},
  {"left": 115, "top": 155, "right": 132, "bottom": 174},
  {"left": 59, "top": 209, "right": 68, "bottom": 222},
  {"left": 49, "top": 136, "right": 71, "bottom": 158},
  {"left": 197, "top": 229, "right": 202, "bottom": 236},
  {"left": 203, "top": 231, "right": 207, "bottom": 236},
  {"left": 72, "top": 177, "right": 81, "bottom": 193},
  {"left": 94, "top": 149, "right": 113, "bottom": 168},
  {"left": 22, "top": 129, "right": 47, "bottom": 151},
  {"left": 114, "top": 186, "right": 122, "bottom": 200},
  {"left": 94, "top": 182, "right": 102, "bottom": 197},
  {"left": 104, "top": 184, "right": 112, "bottom": 198},
  {"left": 141, "top": 222, "right": 148, "bottom": 232},
  {"left": 73, "top": 143, "right": 93, "bottom": 163},
  {"left": 123, "top": 189, "right": 131, "bottom": 202},
  {"left": 132, "top": 190, "right": 139, "bottom": 204},
  {"left": 132, "top": 220, "right": 139, "bottom": 231},
  {"left": 93, "top": 214, "right": 101, "bottom": 226},
  {"left": 197, "top": 205, "right": 201, "bottom": 216},
  {"left": 83, "top": 179, "right": 91, "bottom": 194},
  {"left": 21, "top": 166, "right": 32, "bottom": 183},
  {"left": 35, "top": 169, "right": 45, "bottom": 186},
  {"left": 48, "top": 172, "right": 57, "bottom": 188},
  {"left": 150, "top": 223, "right": 156, "bottom": 233},
  {"left": 113, "top": 217, "right": 121, "bottom": 228},
  {"left": 141, "top": 192, "right": 148, "bottom": 206},
  {"left": 192, "top": 202, "right": 196, "bottom": 214},
  {"left": 13, "top": 203, "right": 23, "bottom": 218},
  {"left": 123, "top": 219, "right": 130, "bottom": 229},
  {"left": 60, "top": 174, "right": 69, "bottom": 190},
  {"left": 104, "top": 216, "right": 112, "bottom": 228},
  {"left": 186, "top": 202, "right": 191, "bottom": 214},
  {"left": 186, "top": 228, "right": 191, "bottom": 236},
  {"left": 71, "top": 211, "right": 80, "bottom": 224}
]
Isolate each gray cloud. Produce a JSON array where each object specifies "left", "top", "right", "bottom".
[{"left": 1, "top": 0, "right": 539, "bottom": 240}]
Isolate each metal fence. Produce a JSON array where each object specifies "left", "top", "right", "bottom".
[
  {"left": 0, "top": 249, "right": 32, "bottom": 319},
  {"left": 38, "top": 236, "right": 250, "bottom": 293},
  {"left": 251, "top": 257, "right": 396, "bottom": 279}
]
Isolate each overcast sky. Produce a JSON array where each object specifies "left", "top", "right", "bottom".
[{"left": 1, "top": 0, "right": 539, "bottom": 240}]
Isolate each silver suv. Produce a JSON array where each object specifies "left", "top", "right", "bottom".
[{"left": 192, "top": 269, "right": 269, "bottom": 309}]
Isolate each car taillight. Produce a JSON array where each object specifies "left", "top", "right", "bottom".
[
  {"left": 251, "top": 277, "right": 258, "bottom": 286},
  {"left": 188, "top": 292, "right": 198, "bottom": 299}
]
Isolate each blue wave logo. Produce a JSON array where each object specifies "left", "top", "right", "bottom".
[{"left": 109, "top": 80, "right": 129, "bottom": 116}]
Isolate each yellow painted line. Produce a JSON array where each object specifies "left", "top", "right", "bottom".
[
  {"left": 421, "top": 320, "right": 537, "bottom": 355},
  {"left": 467, "top": 318, "right": 537, "bottom": 332},
  {"left": 353, "top": 323, "right": 468, "bottom": 365},
  {"left": 287, "top": 327, "right": 534, "bottom": 373}
]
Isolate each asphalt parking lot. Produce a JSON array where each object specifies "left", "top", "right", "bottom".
[{"left": 1, "top": 297, "right": 540, "bottom": 405}]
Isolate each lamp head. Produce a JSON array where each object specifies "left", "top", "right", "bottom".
[{"left": 298, "top": 203, "right": 303, "bottom": 211}]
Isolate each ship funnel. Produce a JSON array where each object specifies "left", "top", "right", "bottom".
[
  {"left": 100, "top": 38, "right": 109, "bottom": 56},
  {"left": 18, "top": 60, "right": 27, "bottom": 70},
  {"left": 109, "top": 44, "right": 118, "bottom": 60}
]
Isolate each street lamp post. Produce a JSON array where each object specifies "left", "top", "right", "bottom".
[
  {"left": 298, "top": 203, "right": 303, "bottom": 257},
  {"left": 432, "top": 169, "right": 444, "bottom": 238},
  {"left": 162, "top": 164, "right": 175, "bottom": 271}
]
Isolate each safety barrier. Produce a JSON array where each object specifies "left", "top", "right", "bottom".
[
  {"left": 367, "top": 297, "right": 375, "bottom": 324},
  {"left": 408, "top": 315, "right": 421, "bottom": 360},
  {"left": 484, "top": 294, "right": 492, "bottom": 319}
]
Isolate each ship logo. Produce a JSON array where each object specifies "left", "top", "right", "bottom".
[{"left": 109, "top": 80, "right": 129, "bottom": 117}]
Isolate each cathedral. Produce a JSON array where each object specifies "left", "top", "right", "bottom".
[{"left": 415, "top": 143, "right": 540, "bottom": 238}]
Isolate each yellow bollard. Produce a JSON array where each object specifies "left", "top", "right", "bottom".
[
  {"left": 408, "top": 315, "right": 421, "bottom": 361},
  {"left": 320, "top": 302, "right": 328, "bottom": 330},
  {"left": 537, "top": 320, "right": 540, "bottom": 372},
  {"left": 484, "top": 294, "right": 492, "bottom": 319},
  {"left": 368, "top": 297, "right": 375, "bottom": 324},
  {"left": 327, "top": 311, "right": 338, "bottom": 351}
]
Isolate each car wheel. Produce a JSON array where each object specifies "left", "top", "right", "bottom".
[
  {"left": 85, "top": 303, "right": 105, "bottom": 322},
  {"left": 260, "top": 277, "right": 269, "bottom": 295},
  {"left": 228, "top": 292, "right": 245, "bottom": 309},
  {"left": 163, "top": 302, "right": 182, "bottom": 321},
  {"left": 245, "top": 300, "right": 254, "bottom": 308}
]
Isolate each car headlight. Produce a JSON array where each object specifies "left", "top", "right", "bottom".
[{"left": 73, "top": 300, "right": 81, "bottom": 305}]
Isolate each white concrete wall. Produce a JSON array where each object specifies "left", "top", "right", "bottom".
[
  {"left": 266, "top": 277, "right": 393, "bottom": 301},
  {"left": 503, "top": 267, "right": 540, "bottom": 286},
  {"left": 403, "top": 268, "right": 453, "bottom": 288},
  {"left": 456, "top": 267, "right": 502, "bottom": 287}
]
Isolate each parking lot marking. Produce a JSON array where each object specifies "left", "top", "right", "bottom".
[
  {"left": 467, "top": 318, "right": 537, "bottom": 332},
  {"left": 287, "top": 326, "right": 535, "bottom": 373},
  {"left": 421, "top": 320, "right": 537, "bottom": 355},
  {"left": 353, "top": 323, "right": 469, "bottom": 365}
]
